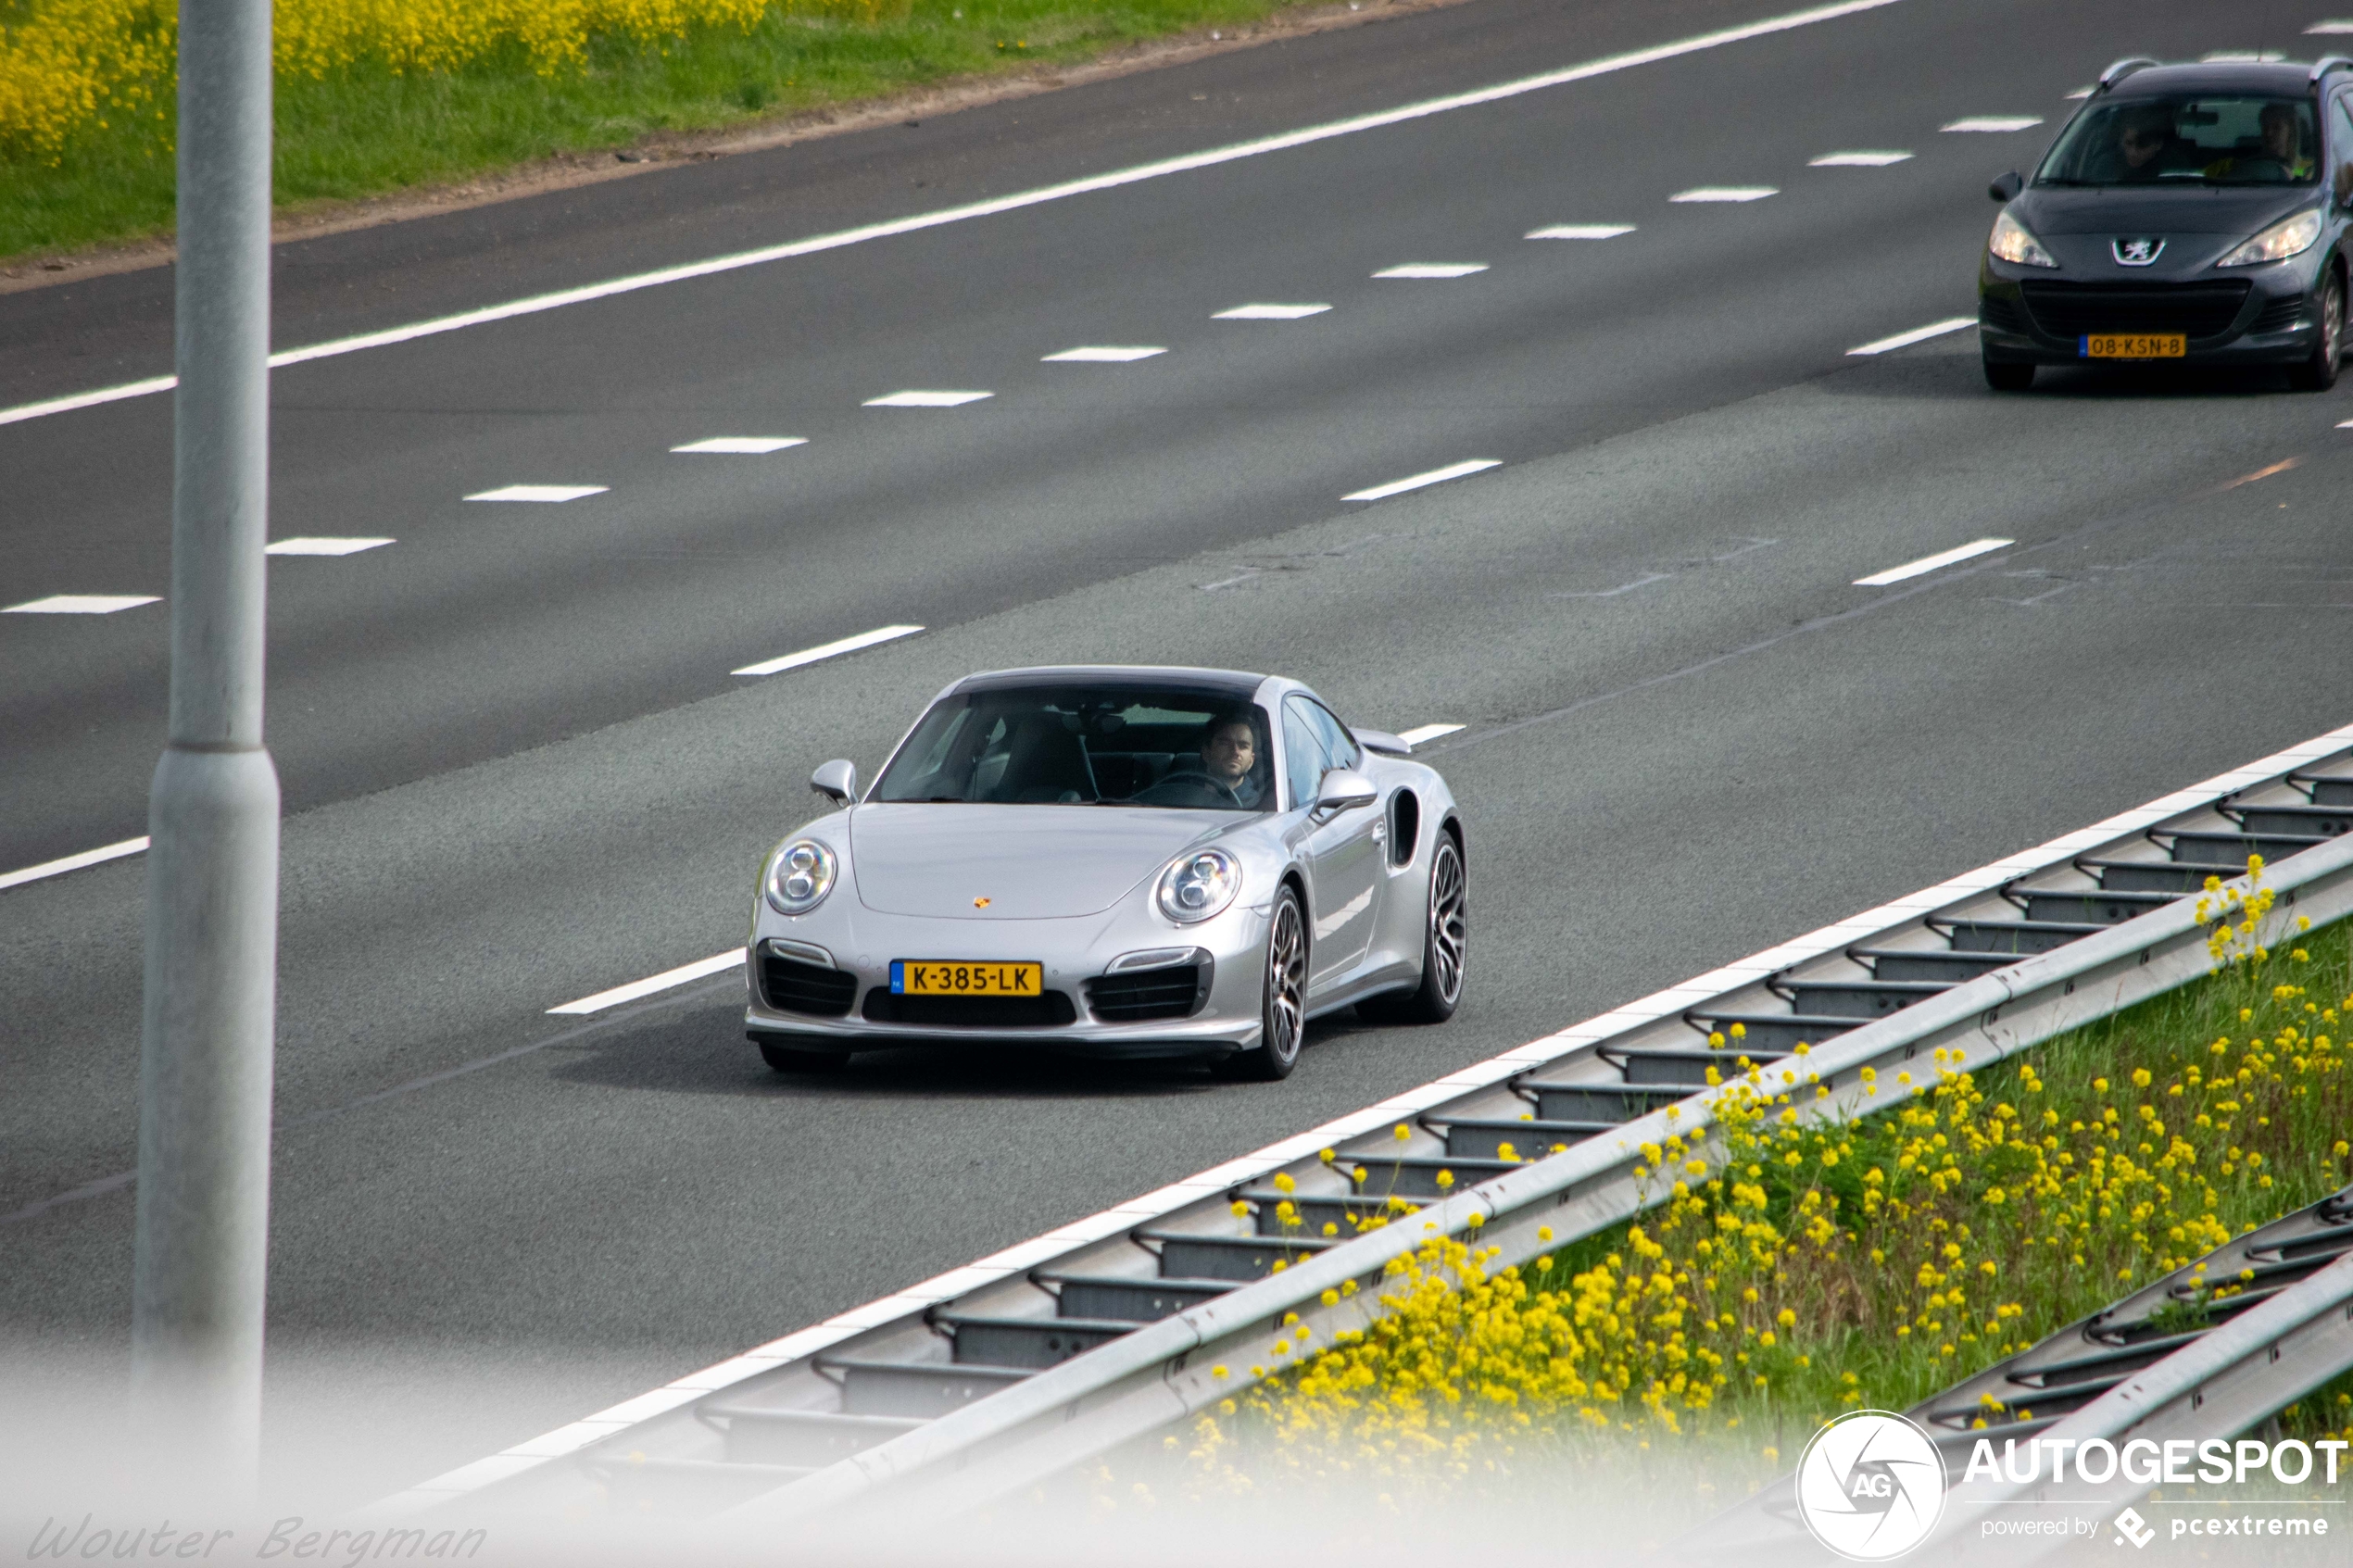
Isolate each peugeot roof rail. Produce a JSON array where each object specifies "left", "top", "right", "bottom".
[
  {"left": 2312, "top": 55, "right": 2353, "bottom": 82},
  {"left": 2096, "top": 56, "right": 2160, "bottom": 91}
]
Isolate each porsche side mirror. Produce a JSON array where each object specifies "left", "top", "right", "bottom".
[
  {"left": 1313, "top": 768, "right": 1378, "bottom": 819},
  {"left": 1989, "top": 171, "right": 2023, "bottom": 202},
  {"left": 811, "top": 759, "right": 859, "bottom": 806}
]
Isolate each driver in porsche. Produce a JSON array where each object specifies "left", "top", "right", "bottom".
[{"left": 1194, "top": 711, "right": 1268, "bottom": 808}]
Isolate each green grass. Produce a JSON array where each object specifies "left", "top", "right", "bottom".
[
  {"left": 0, "top": 0, "right": 1339, "bottom": 260},
  {"left": 1185, "top": 894, "right": 2353, "bottom": 1500}
]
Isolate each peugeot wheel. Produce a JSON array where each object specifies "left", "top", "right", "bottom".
[
  {"left": 2289, "top": 270, "right": 2344, "bottom": 392},
  {"left": 1359, "top": 832, "right": 1466, "bottom": 1024},
  {"left": 1221, "top": 886, "right": 1307, "bottom": 1081},
  {"left": 1982, "top": 354, "right": 2034, "bottom": 392}
]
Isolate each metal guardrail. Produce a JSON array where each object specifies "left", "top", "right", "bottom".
[
  {"left": 1676, "top": 1186, "right": 2353, "bottom": 1564},
  {"left": 375, "top": 728, "right": 2353, "bottom": 1525}
]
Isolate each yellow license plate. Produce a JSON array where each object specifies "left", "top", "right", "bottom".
[
  {"left": 891, "top": 960, "right": 1042, "bottom": 997},
  {"left": 2081, "top": 332, "right": 2185, "bottom": 358}
]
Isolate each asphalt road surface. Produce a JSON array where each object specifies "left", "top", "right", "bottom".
[{"left": 6, "top": 0, "right": 2350, "bottom": 1505}]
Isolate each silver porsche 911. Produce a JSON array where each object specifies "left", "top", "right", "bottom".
[{"left": 743, "top": 666, "right": 1466, "bottom": 1080}]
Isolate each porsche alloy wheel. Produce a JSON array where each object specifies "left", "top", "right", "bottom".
[
  {"left": 1225, "top": 887, "right": 1306, "bottom": 1080},
  {"left": 1360, "top": 832, "right": 1466, "bottom": 1024}
]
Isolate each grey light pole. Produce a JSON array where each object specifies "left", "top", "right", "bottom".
[{"left": 131, "top": 0, "right": 280, "bottom": 1489}]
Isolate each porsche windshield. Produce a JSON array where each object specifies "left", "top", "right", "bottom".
[
  {"left": 2037, "top": 95, "right": 2319, "bottom": 186},
  {"left": 873, "top": 685, "right": 1277, "bottom": 810}
]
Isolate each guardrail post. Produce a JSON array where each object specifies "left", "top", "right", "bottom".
[{"left": 131, "top": 0, "right": 281, "bottom": 1495}]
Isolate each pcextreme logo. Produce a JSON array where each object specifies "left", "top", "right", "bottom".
[{"left": 1795, "top": 1410, "right": 1948, "bottom": 1561}]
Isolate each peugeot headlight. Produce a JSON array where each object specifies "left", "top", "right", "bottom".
[
  {"left": 763, "top": 839, "right": 837, "bottom": 916},
  {"left": 2217, "top": 208, "right": 2324, "bottom": 268},
  {"left": 1156, "top": 847, "right": 1241, "bottom": 924},
  {"left": 1988, "top": 210, "right": 2057, "bottom": 269}
]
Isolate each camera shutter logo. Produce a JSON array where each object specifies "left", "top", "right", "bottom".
[{"left": 1794, "top": 1410, "right": 1948, "bottom": 1561}]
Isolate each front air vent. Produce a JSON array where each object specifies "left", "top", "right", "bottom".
[
  {"left": 862, "top": 990, "right": 1077, "bottom": 1027},
  {"left": 1086, "top": 963, "right": 1204, "bottom": 1022},
  {"left": 760, "top": 952, "right": 858, "bottom": 1018},
  {"left": 2018, "top": 281, "right": 2251, "bottom": 340}
]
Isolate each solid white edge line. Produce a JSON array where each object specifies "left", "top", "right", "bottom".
[
  {"left": 1846, "top": 316, "right": 1977, "bottom": 356},
  {"left": 3, "top": 595, "right": 163, "bottom": 614},
  {"left": 1342, "top": 458, "right": 1502, "bottom": 501},
  {"left": 1396, "top": 723, "right": 1465, "bottom": 747},
  {"left": 1854, "top": 536, "right": 2015, "bottom": 586},
  {"left": 0, "top": 836, "right": 150, "bottom": 894},
  {"left": 731, "top": 622, "right": 924, "bottom": 678},
  {"left": 548, "top": 951, "right": 744, "bottom": 1016},
  {"left": 0, "top": 0, "right": 1910, "bottom": 431},
  {"left": 382, "top": 712, "right": 2353, "bottom": 1511}
]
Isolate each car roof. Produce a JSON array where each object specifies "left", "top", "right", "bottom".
[
  {"left": 953, "top": 665, "right": 1270, "bottom": 701},
  {"left": 2107, "top": 62, "right": 2333, "bottom": 97}
]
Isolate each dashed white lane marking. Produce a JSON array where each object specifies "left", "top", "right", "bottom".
[
  {"left": 2336, "top": 418, "right": 2353, "bottom": 428},
  {"left": 862, "top": 391, "right": 993, "bottom": 407},
  {"left": 464, "top": 484, "right": 607, "bottom": 503},
  {"left": 1943, "top": 116, "right": 2042, "bottom": 132},
  {"left": 266, "top": 537, "right": 394, "bottom": 556},
  {"left": 672, "top": 437, "right": 808, "bottom": 454},
  {"left": 1670, "top": 186, "right": 1777, "bottom": 202},
  {"left": 2309, "top": 21, "right": 2353, "bottom": 34},
  {"left": 1042, "top": 346, "right": 1166, "bottom": 362},
  {"left": 4, "top": 595, "right": 160, "bottom": 614},
  {"left": 0, "top": 836, "right": 150, "bottom": 894},
  {"left": 731, "top": 622, "right": 924, "bottom": 678},
  {"left": 1846, "top": 317, "right": 1976, "bottom": 356},
  {"left": 1373, "top": 263, "right": 1490, "bottom": 279},
  {"left": 1, "top": 0, "right": 1911, "bottom": 433},
  {"left": 1342, "top": 458, "right": 1502, "bottom": 502},
  {"left": 2064, "top": 86, "right": 2094, "bottom": 99},
  {"left": 1855, "top": 536, "right": 2014, "bottom": 587},
  {"left": 550, "top": 951, "right": 745, "bottom": 1016},
  {"left": 1396, "top": 723, "right": 1465, "bottom": 747},
  {"left": 1810, "top": 150, "right": 1912, "bottom": 166},
  {"left": 1526, "top": 223, "right": 1636, "bottom": 239},
  {"left": 1214, "top": 304, "right": 1332, "bottom": 320},
  {"left": 2200, "top": 50, "right": 2284, "bottom": 61}
]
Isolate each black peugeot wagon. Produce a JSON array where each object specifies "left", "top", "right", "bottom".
[{"left": 1978, "top": 56, "right": 2352, "bottom": 391}]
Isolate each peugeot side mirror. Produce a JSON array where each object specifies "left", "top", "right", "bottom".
[
  {"left": 1989, "top": 171, "right": 2023, "bottom": 202},
  {"left": 1313, "top": 768, "right": 1378, "bottom": 819},
  {"left": 811, "top": 759, "right": 859, "bottom": 806}
]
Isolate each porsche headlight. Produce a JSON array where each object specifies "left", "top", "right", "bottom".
[
  {"left": 763, "top": 839, "right": 837, "bottom": 915},
  {"left": 1156, "top": 848, "right": 1241, "bottom": 924},
  {"left": 1988, "top": 209, "right": 2057, "bottom": 269},
  {"left": 2217, "top": 207, "right": 2324, "bottom": 268}
]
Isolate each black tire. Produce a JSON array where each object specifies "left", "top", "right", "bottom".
[
  {"left": 1216, "top": 885, "right": 1307, "bottom": 1081},
  {"left": 1982, "top": 355, "right": 2035, "bottom": 392},
  {"left": 2288, "top": 269, "right": 2344, "bottom": 392},
  {"left": 755, "top": 1036, "right": 849, "bottom": 1073},
  {"left": 1358, "top": 832, "right": 1466, "bottom": 1025}
]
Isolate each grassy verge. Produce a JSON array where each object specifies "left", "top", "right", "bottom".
[
  {"left": 1178, "top": 874, "right": 2353, "bottom": 1500},
  {"left": 1, "top": 0, "right": 1351, "bottom": 261}
]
